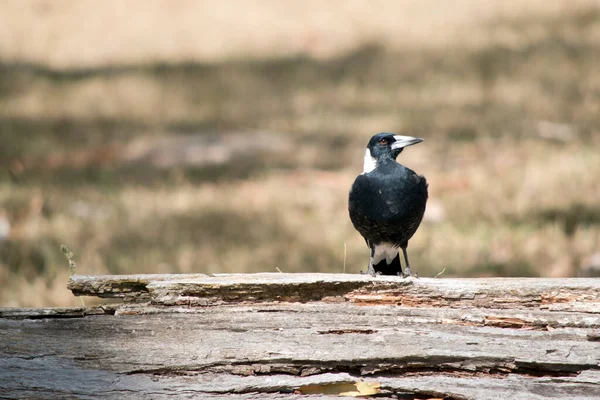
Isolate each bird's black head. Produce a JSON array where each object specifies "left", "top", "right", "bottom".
[{"left": 363, "top": 132, "right": 424, "bottom": 173}]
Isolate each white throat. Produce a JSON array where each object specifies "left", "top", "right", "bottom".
[{"left": 362, "top": 148, "right": 377, "bottom": 174}]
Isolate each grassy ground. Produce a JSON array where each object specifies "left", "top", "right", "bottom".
[{"left": 1, "top": 4, "right": 599, "bottom": 306}]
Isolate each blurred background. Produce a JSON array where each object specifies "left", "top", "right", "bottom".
[{"left": 1, "top": 0, "right": 599, "bottom": 307}]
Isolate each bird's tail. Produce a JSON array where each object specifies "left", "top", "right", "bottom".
[{"left": 373, "top": 253, "right": 402, "bottom": 275}]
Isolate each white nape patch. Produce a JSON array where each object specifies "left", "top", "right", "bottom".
[
  {"left": 373, "top": 243, "right": 399, "bottom": 265},
  {"left": 362, "top": 148, "right": 377, "bottom": 174}
]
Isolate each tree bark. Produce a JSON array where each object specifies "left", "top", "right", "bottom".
[{"left": 2, "top": 273, "right": 600, "bottom": 399}]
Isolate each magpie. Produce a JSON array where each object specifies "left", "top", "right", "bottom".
[{"left": 348, "top": 133, "right": 428, "bottom": 276}]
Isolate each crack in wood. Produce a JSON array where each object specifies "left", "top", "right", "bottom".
[
  {"left": 161, "top": 281, "right": 370, "bottom": 306},
  {"left": 587, "top": 332, "right": 600, "bottom": 342},
  {"left": 125, "top": 355, "right": 594, "bottom": 380},
  {"left": 0, "top": 306, "right": 117, "bottom": 319},
  {"left": 317, "top": 329, "right": 378, "bottom": 334}
]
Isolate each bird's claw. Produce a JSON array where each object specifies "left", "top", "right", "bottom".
[
  {"left": 362, "top": 267, "right": 380, "bottom": 277},
  {"left": 397, "top": 269, "right": 418, "bottom": 279}
]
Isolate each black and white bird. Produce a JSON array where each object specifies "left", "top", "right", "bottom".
[{"left": 348, "top": 133, "right": 428, "bottom": 276}]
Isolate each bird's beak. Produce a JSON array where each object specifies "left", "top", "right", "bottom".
[{"left": 391, "top": 135, "right": 424, "bottom": 150}]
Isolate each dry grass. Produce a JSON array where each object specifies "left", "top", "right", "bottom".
[
  {"left": 1, "top": 2, "right": 599, "bottom": 307},
  {"left": 3, "top": 0, "right": 599, "bottom": 67}
]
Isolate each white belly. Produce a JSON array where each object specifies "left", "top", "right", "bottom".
[{"left": 373, "top": 243, "right": 399, "bottom": 265}]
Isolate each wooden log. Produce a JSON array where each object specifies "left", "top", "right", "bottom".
[
  {"left": 67, "top": 273, "right": 209, "bottom": 301},
  {"left": 2, "top": 273, "right": 600, "bottom": 399},
  {"left": 68, "top": 273, "right": 600, "bottom": 312}
]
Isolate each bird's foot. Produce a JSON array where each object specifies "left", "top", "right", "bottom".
[
  {"left": 398, "top": 267, "right": 415, "bottom": 278},
  {"left": 362, "top": 266, "right": 381, "bottom": 277}
]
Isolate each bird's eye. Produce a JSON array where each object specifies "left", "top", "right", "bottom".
[{"left": 379, "top": 139, "right": 388, "bottom": 145}]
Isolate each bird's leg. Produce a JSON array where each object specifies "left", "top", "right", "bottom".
[
  {"left": 365, "top": 247, "right": 377, "bottom": 276},
  {"left": 360, "top": 247, "right": 380, "bottom": 277},
  {"left": 401, "top": 246, "right": 412, "bottom": 277}
]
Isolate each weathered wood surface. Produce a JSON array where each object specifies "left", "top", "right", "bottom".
[
  {"left": 2, "top": 273, "right": 600, "bottom": 399},
  {"left": 68, "top": 273, "right": 600, "bottom": 312}
]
